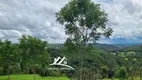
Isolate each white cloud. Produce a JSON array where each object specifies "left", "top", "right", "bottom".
[
  {"left": 0, "top": 0, "right": 69, "bottom": 43},
  {"left": 0, "top": 0, "right": 142, "bottom": 43},
  {"left": 94, "top": 0, "right": 142, "bottom": 40}
]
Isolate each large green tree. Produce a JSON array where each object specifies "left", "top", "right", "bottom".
[
  {"left": 0, "top": 40, "right": 19, "bottom": 80},
  {"left": 19, "top": 35, "right": 49, "bottom": 80},
  {"left": 56, "top": 0, "right": 113, "bottom": 44}
]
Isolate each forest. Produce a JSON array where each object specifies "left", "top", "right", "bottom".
[{"left": 0, "top": 35, "right": 141, "bottom": 80}]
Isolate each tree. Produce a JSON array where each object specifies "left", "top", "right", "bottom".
[
  {"left": 56, "top": 0, "right": 113, "bottom": 44},
  {"left": 0, "top": 40, "right": 19, "bottom": 80},
  {"left": 19, "top": 35, "right": 49, "bottom": 80},
  {"left": 101, "top": 66, "right": 108, "bottom": 78},
  {"left": 56, "top": 1, "right": 113, "bottom": 79},
  {"left": 115, "top": 66, "right": 128, "bottom": 80},
  {"left": 62, "top": 39, "right": 102, "bottom": 79}
]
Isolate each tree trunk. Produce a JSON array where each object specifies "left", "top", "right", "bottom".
[
  {"left": 130, "top": 69, "right": 134, "bottom": 80},
  {"left": 8, "top": 67, "right": 10, "bottom": 80},
  {"left": 33, "top": 67, "right": 36, "bottom": 80},
  {"left": 140, "top": 67, "right": 142, "bottom": 80},
  {"left": 34, "top": 73, "right": 36, "bottom": 80},
  {"left": 80, "top": 58, "right": 83, "bottom": 80},
  {"left": 107, "top": 69, "right": 108, "bottom": 79}
]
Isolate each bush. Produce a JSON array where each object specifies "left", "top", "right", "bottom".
[
  {"left": 115, "top": 66, "right": 128, "bottom": 80},
  {"left": 46, "top": 70, "right": 61, "bottom": 77},
  {"left": 0, "top": 67, "right": 3, "bottom": 75}
]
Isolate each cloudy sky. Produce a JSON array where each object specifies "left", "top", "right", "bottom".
[{"left": 0, "top": 0, "right": 142, "bottom": 44}]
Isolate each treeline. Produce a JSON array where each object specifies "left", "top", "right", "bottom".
[
  {"left": 0, "top": 35, "right": 141, "bottom": 80},
  {"left": 0, "top": 35, "right": 50, "bottom": 79}
]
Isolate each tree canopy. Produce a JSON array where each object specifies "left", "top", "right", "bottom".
[{"left": 56, "top": 0, "right": 113, "bottom": 44}]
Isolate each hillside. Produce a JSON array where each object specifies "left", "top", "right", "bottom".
[
  {"left": 48, "top": 43, "right": 132, "bottom": 52},
  {"left": 122, "top": 44, "right": 142, "bottom": 52}
]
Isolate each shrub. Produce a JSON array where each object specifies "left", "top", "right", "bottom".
[{"left": 115, "top": 66, "right": 128, "bottom": 80}]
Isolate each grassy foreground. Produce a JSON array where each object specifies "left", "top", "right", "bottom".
[{"left": 0, "top": 74, "right": 70, "bottom": 80}]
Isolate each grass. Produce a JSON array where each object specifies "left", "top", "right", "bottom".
[
  {"left": 0, "top": 74, "right": 70, "bottom": 80},
  {"left": 0, "top": 74, "right": 140, "bottom": 80}
]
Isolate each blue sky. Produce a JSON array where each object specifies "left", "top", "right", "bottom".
[{"left": 0, "top": 0, "right": 142, "bottom": 44}]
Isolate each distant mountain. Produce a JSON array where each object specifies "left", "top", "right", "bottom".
[
  {"left": 48, "top": 43, "right": 123, "bottom": 51},
  {"left": 121, "top": 44, "right": 142, "bottom": 52},
  {"left": 48, "top": 43, "right": 142, "bottom": 52},
  {"left": 90, "top": 43, "right": 121, "bottom": 51},
  {"left": 48, "top": 44, "right": 63, "bottom": 49},
  {"left": 114, "top": 44, "right": 140, "bottom": 48}
]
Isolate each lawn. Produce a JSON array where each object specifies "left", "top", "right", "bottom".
[
  {"left": 0, "top": 74, "right": 70, "bottom": 80},
  {"left": 0, "top": 75, "right": 140, "bottom": 80}
]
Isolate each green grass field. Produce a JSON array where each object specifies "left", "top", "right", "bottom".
[
  {"left": 0, "top": 74, "right": 140, "bottom": 80},
  {"left": 0, "top": 74, "right": 70, "bottom": 80}
]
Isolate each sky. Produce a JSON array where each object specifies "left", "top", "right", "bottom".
[{"left": 0, "top": 0, "right": 142, "bottom": 44}]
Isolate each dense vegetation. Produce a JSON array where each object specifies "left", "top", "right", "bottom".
[{"left": 0, "top": 36, "right": 141, "bottom": 80}]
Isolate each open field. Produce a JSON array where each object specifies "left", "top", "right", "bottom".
[
  {"left": 0, "top": 74, "right": 70, "bottom": 80},
  {"left": 0, "top": 74, "right": 140, "bottom": 80}
]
